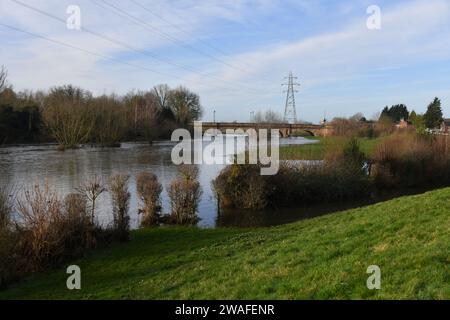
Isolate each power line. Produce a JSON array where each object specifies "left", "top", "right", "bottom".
[
  {"left": 128, "top": 0, "right": 263, "bottom": 73},
  {"left": 8, "top": 0, "right": 268, "bottom": 94},
  {"left": 97, "top": 0, "right": 251, "bottom": 75},
  {"left": 0, "top": 23, "right": 266, "bottom": 95},
  {"left": 92, "top": 0, "right": 273, "bottom": 86},
  {"left": 0, "top": 23, "right": 174, "bottom": 79}
]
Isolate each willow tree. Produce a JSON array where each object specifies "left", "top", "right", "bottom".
[{"left": 43, "top": 85, "right": 95, "bottom": 149}]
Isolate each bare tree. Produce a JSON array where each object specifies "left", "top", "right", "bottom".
[
  {"left": 77, "top": 175, "right": 106, "bottom": 222},
  {"left": 43, "top": 85, "right": 95, "bottom": 149},
  {"left": 0, "top": 66, "right": 8, "bottom": 93},
  {"left": 168, "top": 86, "right": 203, "bottom": 126},
  {"left": 252, "top": 110, "right": 283, "bottom": 123},
  {"left": 152, "top": 84, "right": 170, "bottom": 110}
]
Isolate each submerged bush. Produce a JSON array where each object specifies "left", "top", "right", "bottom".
[
  {"left": 63, "top": 193, "right": 97, "bottom": 253},
  {"left": 109, "top": 174, "right": 131, "bottom": 241},
  {"left": 136, "top": 172, "right": 162, "bottom": 227},
  {"left": 214, "top": 141, "right": 372, "bottom": 211},
  {"left": 212, "top": 164, "right": 269, "bottom": 210},
  {"left": 168, "top": 166, "right": 202, "bottom": 225}
]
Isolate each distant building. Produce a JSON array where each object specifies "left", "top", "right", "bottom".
[
  {"left": 441, "top": 119, "right": 450, "bottom": 134},
  {"left": 396, "top": 118, "right": 408, "bottom": 129}
]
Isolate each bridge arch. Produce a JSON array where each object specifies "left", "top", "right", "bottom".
[{"left": 303, "top": 130, "right": 315, "bottom": 137}]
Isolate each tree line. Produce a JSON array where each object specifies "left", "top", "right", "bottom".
[
  {"left": 380, "top": 98, "right": 445, "bottom": 131},
  {"left": 0, "top": 66, "right": 203, "bottom": 148}
]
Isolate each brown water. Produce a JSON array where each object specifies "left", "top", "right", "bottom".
[{"left": 0, "top": 137, "right": 324, "bottom": 228}]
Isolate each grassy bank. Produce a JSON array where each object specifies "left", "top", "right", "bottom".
[
  {"left": 1, "top": 187, "right": 449, "bottom": 299},
  {"left": 280, "top": 137, "right": 382, "bottom": 160}
]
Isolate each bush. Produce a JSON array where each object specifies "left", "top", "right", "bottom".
[
  {"left": 136, "top": 172, "right": 162, "bottom": 227},
  {"left": 63, "top": 193, "right": 97, "bottom": 254},
  {"left": 213, "top": 164, "right": 269, "bottom": 210},
  {"left": 15, "top": 185, "right": 67, "bottom": 272},
  {"left": 0, "top": 185, "right": 12, "bottom": 231},
  {"left": 0, "top": 185, "right": 15, "bottom": 288},
  {"left": 168, "top": 166, "right": 202, "bottom": 225},
  {"left": 371, "top": 133, "right": 450, "bottom": 188},
  {"left": 214, "top": 139, "right": 372, "bottom": 210},
  {"left": 2, "top": 184, "right": 102, "bottom": 286},
  {"left": 109, "top": 174, "right": 131, "bottom": 241},
  {"left": 213, "top": 157, "right": 373, "bottom": 211}
]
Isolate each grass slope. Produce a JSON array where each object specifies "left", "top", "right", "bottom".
[
  {"left": 1, "top": 188, "right": 449, "bottom": 300},
  {"left": 280, "top": 137, "right": 382, "bottom": 160}
]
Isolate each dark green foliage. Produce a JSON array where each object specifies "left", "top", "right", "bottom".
[
  {"left": 0, "top": 104, "right": 42, "bottom": 143},
  {"left": 213, "top": 160, "right": 372, "bottom": 210},
  {"left": 380, "top": 104, "right": 409, "bottom": 122},
  {"left": 342, "top": 138, "right": 367, "bottom": 168},
  {"left": 423, "top": 97, "right": 444, "bottom": 129}
]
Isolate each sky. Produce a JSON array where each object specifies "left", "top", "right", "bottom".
[{"left": 1, "top": 0, "right": 450, "bottom": 123}]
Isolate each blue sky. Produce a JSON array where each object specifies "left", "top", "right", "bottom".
[{"left": 1, "top": 0, "right": 450, "bottom": 122}]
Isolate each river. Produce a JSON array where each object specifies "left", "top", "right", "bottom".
[{"left": 0, "top": 137, "right": 321, "bottom": 228}]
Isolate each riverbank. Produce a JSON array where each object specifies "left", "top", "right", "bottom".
[
  {"left": 280, "top": 137, "right": 382, "bottom": 160},
  {"left": 1, "top": 187, "right": 448, "bottom": 299}
]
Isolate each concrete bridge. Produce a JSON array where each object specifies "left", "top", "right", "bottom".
[{"left": 199, "top": 122, "right": 333, "bottom": 137}]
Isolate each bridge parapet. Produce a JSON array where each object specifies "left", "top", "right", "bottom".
[{"left": 195, "top": 122, "right": 333, "bottom": 137}]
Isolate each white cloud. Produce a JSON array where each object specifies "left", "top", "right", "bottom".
[{"left": 1, "top": 0, "right": 449, "bottom": 121}]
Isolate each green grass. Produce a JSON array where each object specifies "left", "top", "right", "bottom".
[
  {"left": 1, "top": 187, "right": 449, "bottom": 300},
  {"left": 280, "top": 137, "right": 382, "bottom": 160}
]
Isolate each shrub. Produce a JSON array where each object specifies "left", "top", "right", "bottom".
[
  {"left": 168, "top": 166, "right": 202, "bottom": 225},
  {"left": 371, "top": 133, "right": 450, "bottom": 188},
  {"left": 109, "top": 174, "right": 130, "bottom": 241},
  {"left": 63, "top": 193, "right": 97, "bottom": 254},
  {"left": 178, "top": 164, "right": 200, "bottom": 181},
  {"left": 213, "top": 153, "right": 373, "bottom": 211},
  {"left": 0, "top": 185, "right": 13, "bottom": 231},
  {"left": 11, "top": 184, "right": 101, "bottom": 280},
  {"left": 0, "top": 185, "right": 15, "bottom": 288},
  {"left": 136, "top": 172, "right": 162, "bottom": 227},
  {"left": 213, "top": 164, "right": 269, "bottom": 210},
  {"left": 77, "top": 175, "right": 106, "bottom": 222}
]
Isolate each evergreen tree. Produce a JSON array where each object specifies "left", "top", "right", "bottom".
[
  {"left": 424, "top": 97, "right": 443, "bottom": 129},
  {"left": 379, "top": 104, "right": 409, "bottom": 122}
]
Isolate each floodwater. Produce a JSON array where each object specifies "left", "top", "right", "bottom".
[{"left": 0, "top": 136, "right": 322, "bottom": 228}]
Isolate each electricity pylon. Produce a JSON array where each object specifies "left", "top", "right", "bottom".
[{"left": 282, "top": 71, "right": 300, "bottom": 124}]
